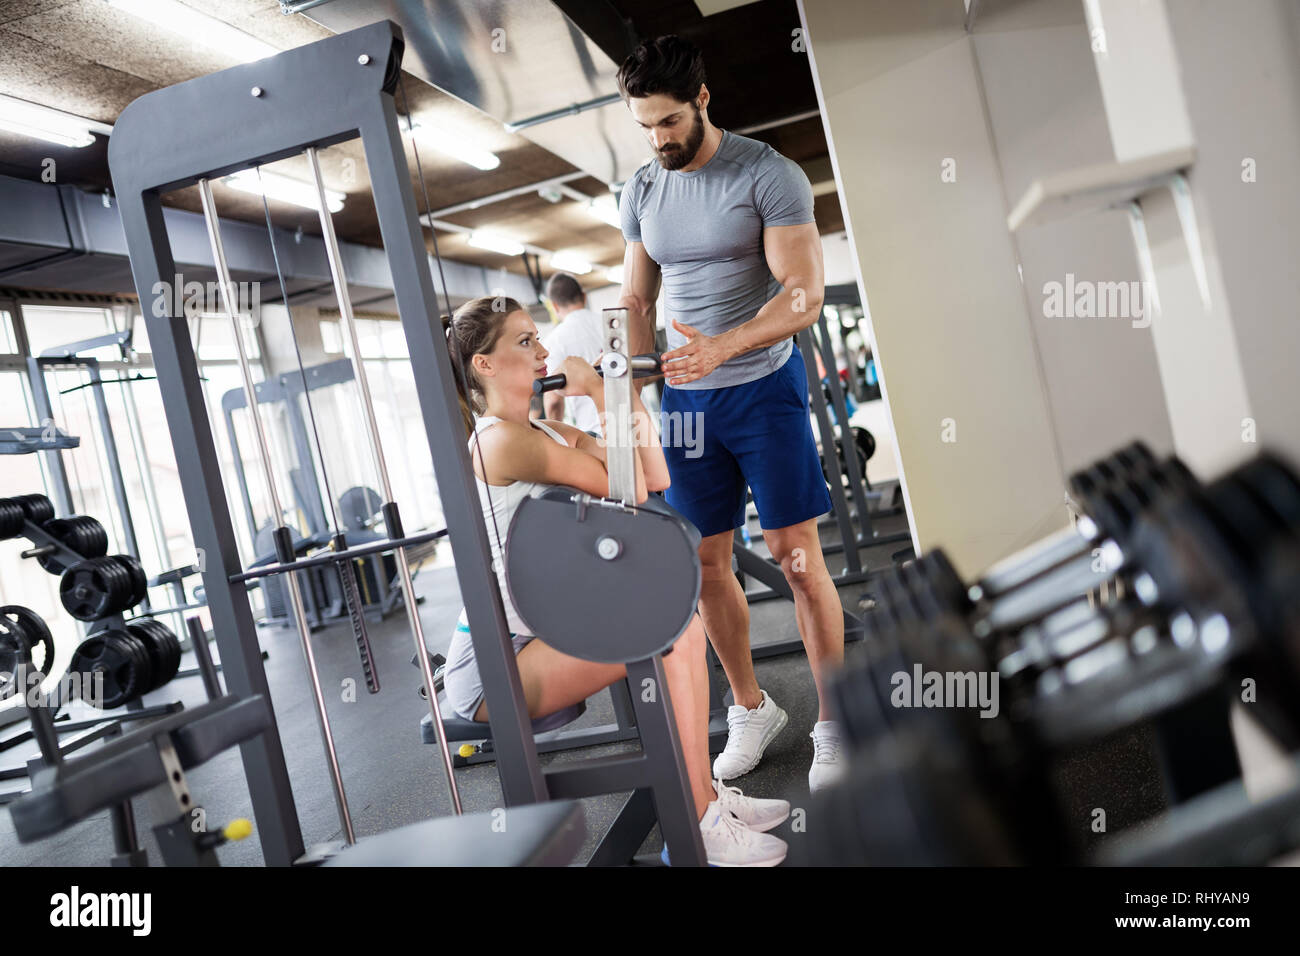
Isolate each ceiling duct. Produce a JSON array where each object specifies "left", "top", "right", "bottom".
[{"left": 301, "top": 0, "right": 651, "bottom": 186}]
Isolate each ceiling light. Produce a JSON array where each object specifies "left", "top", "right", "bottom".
[
  {"left": 410, "top": 123, "right": 500, "bottom": 171},
  {"left": 468, "top": 232, "right": 524, "bottom": 256},
  {"left": 0, "top": 94, "right": 111, "bottom": 148},
  {"left": 223, "top": 169, "right": 345, "bottom": 213},
  {"left": 107, "top": 0, "right": 279, "bottom": 63},
  {"left": 550, "top": 251, "right": 592, "bottom": 275},
  {"left": 604, "top": 265, "right": 625, "bottom": 285},
  {"left": 586, "top": 195, "right": 621, "bottom": 228}
]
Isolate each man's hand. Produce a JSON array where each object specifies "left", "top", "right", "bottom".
[{"left": 661, "top": 319, "right": 731, "bottom": 386}]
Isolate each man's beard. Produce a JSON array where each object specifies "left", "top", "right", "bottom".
[{"left": 656, "top": 107, "right": 705, "bottom": 170}]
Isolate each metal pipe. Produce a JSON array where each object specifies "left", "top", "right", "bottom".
[
  {"left": 198, "top": 177, "right": 356, "bottom": 844},
  {"left": 504, "top": 93, "right": 623, "bottom": 133},
  {"left": 278, "top": 0, "right": 338, "bottom": 14},
  {"left": 423, "top": 171, "right": 588, "bottom": 221},
  {"left": 186, "top": 616, "right": 224, "bottom": 702},
  {"left": 304, "top": 147, "right": 463, "bottom": 815}
]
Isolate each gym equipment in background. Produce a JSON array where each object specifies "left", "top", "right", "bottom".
[
  {"left": 223, "top": 358, "right": 425, "bottom": 630},
  {"left": 21, "top": 329, "right": 208, "bottom": 642}
]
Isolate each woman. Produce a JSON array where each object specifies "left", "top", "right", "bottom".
[{"left": 442, "top": 296, "right": 789, "bottom": 866}]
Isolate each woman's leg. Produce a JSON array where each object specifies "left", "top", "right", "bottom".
[{"left": 471, "top": 617, "right": 717, "bottom": 817}]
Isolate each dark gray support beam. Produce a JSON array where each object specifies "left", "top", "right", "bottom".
[{"left": 107, "top": 22, "right": 549, "bottom": 862}]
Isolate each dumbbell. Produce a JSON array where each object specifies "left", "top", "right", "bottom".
[
  {"left": 0, "top": 606, "right": 55, "bottom": 699},
  {"left": 970, "top": 452, "right": 1200, "bottom": 640},
  {"left": 532, "top": 353, "right": 663, "bottom": 395},
  {"left": 992, "top": 452, "right": 1300, "bottom": 747},
  {"left": 973, "top": 442, "right": 1158, "bottom": 600},
  {"left": 69, "top": 619, "right": 182, "bottom": 709},
  {"left": 59, "top": 554, "right": 149, "bottom": 621}
]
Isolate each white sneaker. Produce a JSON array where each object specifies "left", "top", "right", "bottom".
[
  {"left": 699, "top": 801, "right": 787, "bottom": 866},
  {"left": 660, "top": 804, "right": 789, "bottom": 867},
  {"left": 713, "top": 779, "right": 790, "bottom": 832},
  {"left": 712, "top": 689, "right": 788, "bottom": 780},
  {"left": 808, "top": 720, "right": 846, "bottom": 794}
]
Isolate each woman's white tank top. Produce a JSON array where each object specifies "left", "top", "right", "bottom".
[{"left": 468, "top": 415, "right": 569, "bottom": 635}]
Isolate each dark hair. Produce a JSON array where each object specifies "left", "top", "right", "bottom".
[
  {"left": 616, "top": 35, "right": 706, "bottom": 105},
  {"left": 545, "top": 272, "right": 586, "bottom": 308},
  {"left": 443, "top": 295, "right": 525, "bottom": 435}
]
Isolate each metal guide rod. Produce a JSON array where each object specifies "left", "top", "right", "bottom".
[
  {"left": 601, "top": 309, "right": 636, "bottom": 504},
  {"left": 197, "top": 177, "right": 357, "bottom": 844},
  {"left": 304, "top": 146, "right": 463, "bottom": 814}
]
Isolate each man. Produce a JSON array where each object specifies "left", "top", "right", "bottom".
[
  {"left": 541, "top": 272, "right": 605, "bottom": 434},
  {"left": 615, "top": 35, "right": 845, "bottom": 791}
]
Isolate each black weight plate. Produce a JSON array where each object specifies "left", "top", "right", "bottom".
[
  {"left": 0, "top": 499, "right": 24, "bottom": 540},
  {"left": 107, "top": 630, "right": 152, "bottom": 702},
  {"left": 0, "top": 613, "right": 33, "bottom": 700},
  {"left": 113, "top": 554, "right": 148, "bottom": 608},
  {"left": 339, "top": 486, "right": 383, "bottom": 533},
  {"left": 70, "top": 631, "right": 144, "bottom": 709},
  {"left": 0, "top": 605, "right": 54, "bottom": 675},
  {"left": 60, "top": 557, "right": 126, "bottom": 621},
  {"left": 103, "top": 557, "right": 135, "bottom": 615},
  {"left": 12, "top": 494, "right": 55, "bottom": 525},
  {"left": 129, "top": 620, "right": 180, "bottom": 690},
  {"left": 38, "top": 516, "right": 109, "bottom": 574},
  {"left": 852, "top": 426, "right": 876, "bottom": 464}
]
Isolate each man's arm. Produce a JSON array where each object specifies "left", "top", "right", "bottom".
[
  {"left": 720, "top": 221, "right": 824, "bottom": 354},
  {"left": 661, "top": 222, "right": 824, "bottom": 386},
  {"left": 617, "top": 239, "right": 662, "bottom": 356}
]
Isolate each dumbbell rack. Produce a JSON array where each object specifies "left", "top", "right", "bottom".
[
  {"left": 0, "top": 518, "right": 184, "bottom": 808},
  {"left": 814, "top": 444, "right": 1300, "bottom": 865}
]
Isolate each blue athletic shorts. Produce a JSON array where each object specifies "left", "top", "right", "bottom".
[{"left": 659, "top": 346, "right": 832, "bottom": 538}]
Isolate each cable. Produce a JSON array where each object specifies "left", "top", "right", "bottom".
[
  {"left": 254, "top": 167, "right": 344, "bottom": 537},
  {"left": 396, "top": 75, "right": 507, "bottom": 561}
]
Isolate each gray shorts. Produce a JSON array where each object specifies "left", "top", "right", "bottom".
[{"left": 443, "top": 614, "right": 533, "bottom": 721}]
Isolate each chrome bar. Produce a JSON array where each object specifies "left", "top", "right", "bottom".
[
  {"left": 304, "top": 147, "right": 463, "bottom": 815},
  {"left": 198, "top": 177, "right": 356, "bottom": 844}
]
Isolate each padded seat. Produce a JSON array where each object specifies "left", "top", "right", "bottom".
[
  {"left": 322, "top": 800, "right": 584, "bottom": 866},
  {"left": 421, "top": 701, "right": 586, "bottom": 745}
]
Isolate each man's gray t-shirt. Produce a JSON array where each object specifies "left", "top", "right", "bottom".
[{"left": 619, "top": 129, "right": 815, "bottom": 390}]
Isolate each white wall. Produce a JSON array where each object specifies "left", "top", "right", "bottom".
[
  {"left": 799, "top": 0, "right": 1069, "bottom": 576},
  {"left": 972, "top": 0, "right": 1175, "bottom": 472}
]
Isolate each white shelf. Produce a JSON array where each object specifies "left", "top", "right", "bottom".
[{"left": 1007, "top": 146, "right": 1197, "bottom": 232}]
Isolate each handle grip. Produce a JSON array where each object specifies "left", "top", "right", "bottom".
[{"left": 532, "top": 354, "right": 664, "bottom": 395}]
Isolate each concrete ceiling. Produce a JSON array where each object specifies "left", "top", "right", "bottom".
[{"left": 0, "top": 0, "right": 842, "bottom": 298}]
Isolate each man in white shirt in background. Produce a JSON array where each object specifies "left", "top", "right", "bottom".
[{"left": 541, "top": 272, "right": 606, "bottom": 435}]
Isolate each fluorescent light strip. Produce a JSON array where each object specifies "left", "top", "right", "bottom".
[
  {"left": 106, "top": 0, "right": 279, "bottom": 63},
  {"left": 0, "top": 94, "right": 112, "bottom": 148},
  {"left": 550, "top": 251, "right": 593, "bottom": 275},
  {"left": 468, "top": 231, "right": 524, "bottom": 256},
  {"left": 224, "top": 169, "right": 345, "bottom": 213},
  {"left": 411, "top": 123, "right": 500, "bottom": 171}
]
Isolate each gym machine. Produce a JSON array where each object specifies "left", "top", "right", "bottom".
[
  {"left": 102, "top": 20, "right": 694, "bottom": 865},
  {"left": 808, "top": 440, "right": 1300, "bottom": 865},
  {"left": 222, "top": 357, "right": 416, "bottom": 629}
]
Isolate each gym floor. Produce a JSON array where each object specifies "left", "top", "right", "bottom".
[{"left": 0, "top": 497, "right": 913, "bottom": 866}]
